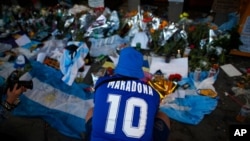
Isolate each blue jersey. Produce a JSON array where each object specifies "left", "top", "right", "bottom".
[{"left": 91, "top": 75, "right": 160, "bottom": 141}]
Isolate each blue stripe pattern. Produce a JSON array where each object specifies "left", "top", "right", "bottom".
[{"left": 13, "top": 60, "right": 93, "bottom": 139}]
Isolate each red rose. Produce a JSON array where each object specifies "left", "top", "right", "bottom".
[
  {"left": 189, "top": 44, "right": 195, "bottom": 49},
  {"left": 168, "top": 73, "right": 182, "bottom": 81}
]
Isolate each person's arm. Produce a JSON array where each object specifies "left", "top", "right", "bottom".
[
  {"left": 0, "top": 84, "right": 26, "bottom": 123},
  {"left": 0, "top": 102, "right": 13, "bottom": 123}
]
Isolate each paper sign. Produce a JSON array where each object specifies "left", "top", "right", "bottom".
[
  {"left": 220, "top": 64, "right": 242, "bottom": 77},
  {"left": 15, "top": 34, "right": 31, "bottom": 47},
  {"left": 149, "top": 57, "right": 188, "bottom": 79}
]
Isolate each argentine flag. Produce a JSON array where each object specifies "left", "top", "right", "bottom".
[{"left": 13, "top": 60, "right": 94, "bottom": 139}]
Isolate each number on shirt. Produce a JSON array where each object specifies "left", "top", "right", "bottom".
[{"left": 105, "top": 94, "right": 148, "bottom": 138}]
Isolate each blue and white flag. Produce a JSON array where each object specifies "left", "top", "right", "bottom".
[{"left": 13, "top": 60, "right": 94, "bottom": 139}]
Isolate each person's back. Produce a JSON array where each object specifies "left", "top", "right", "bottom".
[
  {"left": 91, "top": 75, "right": 160, "bottom": 141},
  {"left": 85, "top": 47, "right": 170, "bottom": 141}
]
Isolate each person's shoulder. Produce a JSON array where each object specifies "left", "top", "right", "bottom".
[
  {"left": 94, "top": 75, "right": 119, "bottom": 89},
  {"left": 96, "top": 75, "right": 116, "bottom": 83}
]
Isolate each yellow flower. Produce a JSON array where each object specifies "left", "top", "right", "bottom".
[
  {"left": 180, "top": 12, "right": 189, "bottom": 19},
  {"left": 183, "top": 12, "right": 189, "bottom": 17}
]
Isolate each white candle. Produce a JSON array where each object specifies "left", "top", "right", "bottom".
[{"left": 176, "top": 49, "right": 181, "bottom": 58}]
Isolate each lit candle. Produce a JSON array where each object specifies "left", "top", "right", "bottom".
[{"left": 176, "top": 49, "right": 181, "bottom": 58}]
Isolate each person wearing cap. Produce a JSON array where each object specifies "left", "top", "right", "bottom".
[{"left": 85, "top": 47, "right": 171, "bottom": 141}]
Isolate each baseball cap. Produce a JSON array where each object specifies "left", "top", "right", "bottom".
[{"left": 14, "top": 54, "right": 27, "bottom": 69}]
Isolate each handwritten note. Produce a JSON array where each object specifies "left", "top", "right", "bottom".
[{"left": 149, "top": 57, "right": 188, "bottom": 79}]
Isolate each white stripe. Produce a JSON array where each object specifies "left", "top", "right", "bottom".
[{"left": 23, "top": 77, "right": 94, "bottom": 119}]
